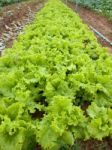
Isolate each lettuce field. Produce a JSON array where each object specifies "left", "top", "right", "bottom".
[{"left": 0, "top": 0, "right": 112, "bottom": 149}]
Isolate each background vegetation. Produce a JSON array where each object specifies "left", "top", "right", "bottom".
[
  {"left": 0, "top": 0, "right": 28, "bottom": 7},
  {"left": 70, "top": 0, "right": 112, "bottom": 20}
]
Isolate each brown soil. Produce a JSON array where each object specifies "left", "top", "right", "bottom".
[
  {"left": 0, "top": 0, "right": 44, "bottom": 48},
  {"left": 81, "top": 138, "right": 112, "bottom": 150},
  {"left": 0, "top": 0, "right": 42, "bottom": 33},
  {"left": 67, "top": 1, "right": 112, "bottom": 52}
]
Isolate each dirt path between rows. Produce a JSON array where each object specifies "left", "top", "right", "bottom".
[
  {"left": 67, "top": 1, "right": 112, "bottom": 52},
  {"left": 0, "top": 0, "right": 44, "bottom": 50}
]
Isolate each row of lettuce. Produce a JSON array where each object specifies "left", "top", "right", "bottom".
[
  {"left": 70, "top": 0, "right": 112, "bottom": 20},
  {"left": 0, "top": 0, "right": 112, "bottom": 149}
]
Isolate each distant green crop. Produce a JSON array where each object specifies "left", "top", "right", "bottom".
[
  {"left": 0, "top": 0, "right": 28, "bottom": 7},
  {"left": 70, "top": 0, "right": 112, "bottom": 20},
  {"left": 0, "top": 0, "right": 112, "bottom": 149}
]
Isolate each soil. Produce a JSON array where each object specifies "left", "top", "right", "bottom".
[
  {"left": 0, "top": 0, "right": 44, "bottom": 48},
  {"left": 81, "top": 138, "right": 112, "bottom": 150},
  {"left": 67, "top": 1, "right": 112, "bottom": 52}
]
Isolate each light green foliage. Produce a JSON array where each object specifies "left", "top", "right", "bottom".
[{"left": 0, "top": 0, "right": 112, "bottom": 149}]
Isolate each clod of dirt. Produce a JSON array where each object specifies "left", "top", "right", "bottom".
[{"left": 31, "top": 109, "right": 45, "bottom": 120}]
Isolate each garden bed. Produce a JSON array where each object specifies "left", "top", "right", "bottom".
[{"left": 0, "top": 0, "right": 112, "bottom": 150}]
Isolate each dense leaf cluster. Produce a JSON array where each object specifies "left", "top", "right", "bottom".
[
  {"left": 70, "top": 0, "right": 112, "bottom": 20},
  {"left": 0, "top": 0, "right": 27, "bottom": 7},
  {"left": 0, "top": 0, "right": 112, "bottom": 149}
]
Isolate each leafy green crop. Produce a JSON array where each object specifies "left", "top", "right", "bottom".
[
  {"left": 0, "top": 0, "right": 28, "bottom": 7},
  {"left": 0, "top": 0, "right": 112, "bottom": 149}
]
